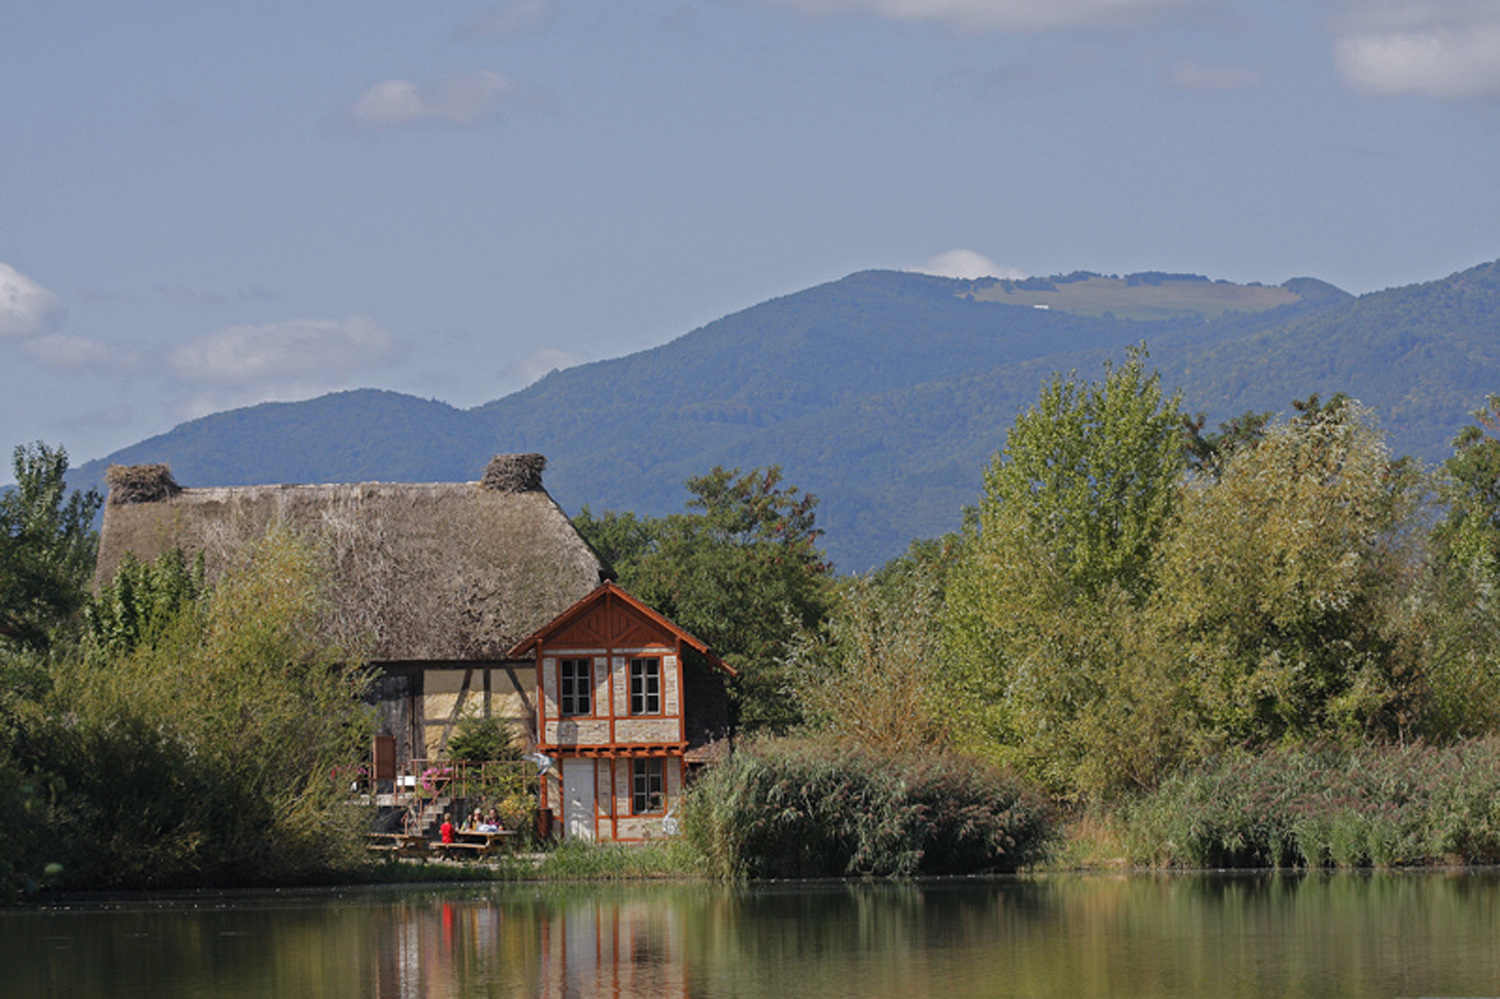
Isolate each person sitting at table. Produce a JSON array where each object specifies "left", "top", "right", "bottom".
[
  {"left": 468, "top": 808, "right": 483, "bottom": 831},
  {"left": 487, "top": 807, "right": 503, "bottom": 831}
]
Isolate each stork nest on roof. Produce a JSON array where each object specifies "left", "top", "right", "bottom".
[
  {"left": 106, "top": 463, "right": 183, "bottom": 505},
  {"left": 480, "top": 454, "right": 546, "bottom": 493}
]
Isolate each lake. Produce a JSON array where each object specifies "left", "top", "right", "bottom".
[{"left": 7, "top": 872, "right": 1500, "bottom": 998}]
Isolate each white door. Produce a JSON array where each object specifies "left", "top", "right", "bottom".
[{"left": 561, "top": 758, "right": 596, "bottom": 840}]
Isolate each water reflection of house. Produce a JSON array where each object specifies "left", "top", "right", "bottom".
[
  {"left": 95, "top": 455, "right": 731, "bottom": 841},
  {"left": 368, "top": 897, "right": 690, "bottom": 999},
  {"left": 539, "top": 900, "right": 690, "bottom": 998}
]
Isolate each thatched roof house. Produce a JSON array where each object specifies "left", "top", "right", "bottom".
[
  {"left": 96, "top": 455, "right": 609, "bottom": 662},
  {"left": 96, "top": 455, "right": 737, "bottom": 838},
  {"left": 96, "top": 456, "right": 612, "bottom": 767}
]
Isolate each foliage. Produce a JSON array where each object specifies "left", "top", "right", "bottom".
[
  {"left": 1121, "top": 739, "right": 1500, "bottom": 868},
  {"left": 531, "top": 838, "right": 707, "bottom": 880},
  {"left": 1434, "top": 393, "right": 1500, "bottom": 578},
  {"left": 942, "top": 349, "right": 1187, "bottom": 798},
  {"left": 680, "top": 737, "right": 1054, "bottom": 879},
  {"left": 790, "top": 533, "right": 963, "bottom": 752},
  {"left": 572, "top": 506, "right": 657, "bottom": 570},
  {"left": 5, "top": 528, "right": 375, "bottom": 890},
  {"left": 445, "top": 713, "right": 522, "bottom": 763},
  {"left": 967, "top": 347, "right": 1183, "bottom": 602},
  {"left": 1153, "top": 400, "right": 1426, "bottom": 749},
  {"left": 84, "top": 548, "right": 205, "bottom": 659},
  {"left": 442, "top": 717, "right": 535, "bottom": 835},
  {"left": 575, "top": 465, "right": 834, "bottom": 733},
  {"left": 1182, "top": 408, "right": 1273, "bottom": 479},
  {"left": 0, "top": 442, "right": 101, "bottom": 652}
]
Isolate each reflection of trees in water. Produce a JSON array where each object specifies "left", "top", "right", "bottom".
[{"left": 7, "top": 877, "right": 1500, "bottom": 998}]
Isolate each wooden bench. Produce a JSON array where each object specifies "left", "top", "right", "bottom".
[{"left": 367, "top": 832, "right": 429, "bottom": 857}]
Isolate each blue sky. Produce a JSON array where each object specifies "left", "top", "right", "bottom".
[{"left": 4, "top": 0, "right": 1500, "bottom": 480}]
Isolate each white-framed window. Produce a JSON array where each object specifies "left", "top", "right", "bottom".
[
  {"left": 559, "top": 658, "right": 591, "bottom": 716},
  {"left": 632, "top": 757, "right": 665, "bottom": 814},
  {"left": 630, "top": 657, "right": 660, "bottom": 715}
]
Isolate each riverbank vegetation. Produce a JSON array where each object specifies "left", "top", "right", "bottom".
[
  {"left": 680, "top": 738, "right": 1052, "bottom": 878},
  {"left": 1, "top": 451, "right": 374, "bottom": 897},
  {"left": 11, "top": 343, "right": 1500, "bottom": 893}
]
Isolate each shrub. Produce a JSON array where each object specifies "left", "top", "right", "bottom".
[
  {"left": 1122, "top": 739, "right": 1500, "bottom": 868},
  {"left": 446, "top": 714, "right": 522, "bottom": 763},
  {"left": 681, "top": 737, "right": 1053, "bottom": 879},
  {"left": 8, "top": 528, "right": 375, "bottom": 889}
]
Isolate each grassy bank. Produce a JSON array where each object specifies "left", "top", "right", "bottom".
[{"left": 1048, "top": 738, "right": 1500, "bottom": 871}]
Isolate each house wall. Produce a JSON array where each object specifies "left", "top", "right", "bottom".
[
  {"left": 417, "top": 664, "right": 536, "bottom": 760},
  {"left": 540, "top": 650, "right": 682, "bottom": 748},
  {"left": 527, "top": 584, "right": 726, "bottom": 843}
]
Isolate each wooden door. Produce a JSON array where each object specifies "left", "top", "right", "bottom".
[{"left": 561, "top": 758, "right": 596, "bottom": 840}]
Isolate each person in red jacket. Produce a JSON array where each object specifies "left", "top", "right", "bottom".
[{"left": 440, "top": 818, "right": 454, "bottom": 844}]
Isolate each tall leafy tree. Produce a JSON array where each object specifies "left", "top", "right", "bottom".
[
  {"left": 85, "top": 549, "right": 205, "bottom": 660},
  {"left": 1417, "top": 395, "right": 1500, "bottom": 736},
  {"left": 1154, "top": 400, "right": 1425, "bottom": 748},
  {"left": 789, "top": 535, "right": 962, "bottom": 752},
  {"left": 943, "top": 349, "right": 1186, "bottom": 796},
  {"left": 0, "top": 443, "right": 102, "bottom": 652},
  {"left": 575, "top": 466, "right": 833, "bottom": 733},
  {"left": 1434, "top": 393, "right": 1500, "bottom": 579}
]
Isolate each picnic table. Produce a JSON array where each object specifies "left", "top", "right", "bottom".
[{"left": 438, "top": 828, "right": 520, "bottom": 859}]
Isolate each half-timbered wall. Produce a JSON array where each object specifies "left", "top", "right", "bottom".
[
  {"left": 537, "top": 594, "right": 688, "bottom": 752},
  {"left": 524, "top": 582, "right": 728, "bottom": 843},
  {"left": 416, "top": 664, "right": 535, "bottom": 759}
]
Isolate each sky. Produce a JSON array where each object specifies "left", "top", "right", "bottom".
[{"left": 4, "top": 0, "right": 1500, "bottom": 482}]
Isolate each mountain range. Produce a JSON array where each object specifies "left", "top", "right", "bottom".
[{"left": 75, "top": 260, "right": 1500, "bottom": 571}]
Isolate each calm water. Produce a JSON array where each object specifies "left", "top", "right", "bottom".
[{"left": 6, "top": 873, "right": 1500, "bottom": 998}]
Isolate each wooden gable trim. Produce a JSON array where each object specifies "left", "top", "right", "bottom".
[{"left": 507, "top": 580, "right": 734, "bottom": 676}]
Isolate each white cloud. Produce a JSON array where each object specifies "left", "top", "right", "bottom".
[
  {"left": 338, "top": 71, "right": 551, "bottom": 133},
  {"left": 914, "top": 249, "right": 1026, "bottom": 280},
  {"left": 0, "top": 262, "right": 63, "bottom": 341},
  {"left": 757, "top": 0, "right": 1200, "bottom": 33},
  {"left": 459, "top": 0, "right": 553, "bottom": 38},
  {"left": 167, "top": 316, "right": 396, "bottom": 385},
  {"left": 19, "top": 334, "right": 144, "bottom": 373},
  {"left": 501, "top": 347, "right": 588, "bottom": 386},
  {"left": 1163, "top": 58, "right": 1264, "bottom": 91},
  {"left": 1334, "top": 1, "right": 1500, "bottom": 99}
]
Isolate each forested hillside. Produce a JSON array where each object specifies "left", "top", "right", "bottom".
[{"left": 74, "top": 261, "right": 1500, "bottom": 570}]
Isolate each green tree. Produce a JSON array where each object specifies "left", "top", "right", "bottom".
[
  {"left": 85, "top": 549, "right": 205, "bottom": 659},
  {"left": 1434, "top": 394, "right": 1500, "bottom": 579},
  {"left": 790, "top": 524, "right": 970, "bottom": 752},
  {"left": 942, "top": 350, "right": 1186, "bottom": 797},
  {"left": 1413, "top": 396, "right": 1500, "bottom": 737},
  {"left": 571, "top": 506, "right": 657, "bottom": 570},
  {"left": 1154, "top": 401, "right": 1425, "bottom": 748},
  {"left": 575, "top": 466, "right": 833, "bottom": 733},
  {"left": 0, "top": 443, "right": 102, "bottom": 651},
  {"left": 1183, "top": 409, "right": 1273, "bottom": 479},
  {"left": 12, "top": 527, "right": 374, "bottom": 889}
]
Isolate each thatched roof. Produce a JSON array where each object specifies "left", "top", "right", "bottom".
[{"left": 95, "top": 458, "right": 609, "bottom": 662}]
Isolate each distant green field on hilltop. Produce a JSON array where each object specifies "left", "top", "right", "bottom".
[{"left": 965, "top": 271, "right": 1328, "bottom": 320}]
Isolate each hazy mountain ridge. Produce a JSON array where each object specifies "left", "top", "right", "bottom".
[{"left": 74, "top": 262, "right": 1500, "bottom": 570}]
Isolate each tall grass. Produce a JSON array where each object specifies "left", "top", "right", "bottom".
[
  {"left": 681, "top": 737, "right": 1054, "bottom": 879},
  {"left": 1122, "top": 738, "right": 1500, "bottom": 868}
]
